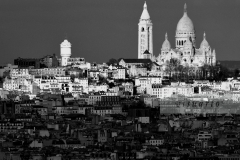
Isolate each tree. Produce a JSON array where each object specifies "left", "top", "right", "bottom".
[
  {"left": 107, "top": 58, "right": 118, "bottom": 66},
  {"left": 183, "top": 65, "right": 190, "bottom": 81},
  {"left": 142, "top": 62, "right": 153, "bottom": 71},
  {"left": 176, "top": 65, "right": 184, "bottom": 81},
  {"left": 214, "top": 64, "right": 230, "bottom": 81},
  {"left": 188, "top": 66, "right": 196, "bottom": 80},
  {"left": 234, "top": 68, "right": 239, "bottom": 78},
  {"left": 70, "top": 74, "right": 75, "bottom": 82},
  {"left": 98, "top": 75, "right": 108, "bottom": 84},
  {"left": 88, "top": 77, "right": 94, "bottom": 84},
  {"left": 200, "top": 64, "right": 209, "bottom": 80},
  {"left": 174, "top": 64, "right": 185, "bottom": 81},
  {"left": 3, "top": 70, "right": 10, "bottom": 79},
  {"left": 165, "top": 58, "right": 181, "bottom": 80}
]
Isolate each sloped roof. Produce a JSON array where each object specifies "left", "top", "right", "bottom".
[
  {"left": 153, "top": 62, "right": 160, "bottom": 66},
  {"left": 121, "top": 59, "right": 152, "bottom": 64},
  {"left": 143, "top": 50, "right": 151, "bottom": 54}
]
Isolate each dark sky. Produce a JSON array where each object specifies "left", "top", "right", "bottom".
[{"left": 0, "top": 0, "right": 239, "bottom": 65}]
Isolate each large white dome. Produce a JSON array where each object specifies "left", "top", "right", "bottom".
[{"left": 176, "top": 4, "right": 194, "bottom": 32}]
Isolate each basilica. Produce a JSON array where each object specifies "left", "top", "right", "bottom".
[{"left": 138, "top": 2, "right": 216, "bottom": 68}]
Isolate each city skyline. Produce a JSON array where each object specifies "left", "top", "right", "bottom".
[{"left": 0, "top": 0, "right": 239, "bottom": 65}]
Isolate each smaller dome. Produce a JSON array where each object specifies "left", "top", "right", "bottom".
[
  {"left": 200, "top": 32, "right": 209, "bottom": 49},
  {"left": 61, "top": 39, "right": 71, "bottom": 47},
  {"left": 140, "top": 2, "right": 150, "bottom": 20},
  {"left": 162, "top": 33, "right": 171, "bottom": 50}
]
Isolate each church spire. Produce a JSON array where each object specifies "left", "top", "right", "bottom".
[
  {"left": 138, "top": 1, "right": 153, "bottom": 59},
  {"left": 184, "top": 3, "right": 187, "bottom": 13},
  {"left": 144, "top": 1, "right": 147, "bottom": 9},
  {"left": 140, "top": 1, "right": 150, "bottom": 20}
]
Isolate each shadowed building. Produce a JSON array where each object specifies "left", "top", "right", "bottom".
[{"left": 14, "top": 57, "right": 40, "bottom": 69}]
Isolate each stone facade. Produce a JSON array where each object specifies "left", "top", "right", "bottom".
[{"left": 138, "top": 3, "right": 217, "bottom": 68}]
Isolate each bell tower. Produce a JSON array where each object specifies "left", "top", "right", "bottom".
[{"left": 138, "top": 2, "right": 153, "bottom": 59}]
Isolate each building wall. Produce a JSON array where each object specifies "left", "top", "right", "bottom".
[{"left": 14, "top": 58, "right": 40, "bottom": 68}]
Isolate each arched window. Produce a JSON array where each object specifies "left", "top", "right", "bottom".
[{"left": 142, "top": 28, "right": 144, "bottom": 32}]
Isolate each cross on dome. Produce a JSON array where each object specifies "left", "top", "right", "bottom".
[
  {"left": 165, "top": 32, "right": 168, "bottom": 40},
  {"left": 184, "top": 3, "right": 187, "bottom": 13},
  {"left": 176, "top": 3, "right": 194, "bottom": 33},
  {"left": 144, "top": 1, "right": 147, "bottom": 9}
]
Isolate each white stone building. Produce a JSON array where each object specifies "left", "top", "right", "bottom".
[
  {"left": 138, "top": 3, "right": 217, "bottom": 68},
  {"left": 29, "top": 67, "right": 66, "bottom": 76},
  {"left": 60, "top": 39, "right": 71, "bottom": 66},
  {"left": 158, "top": 4, "right": 216, "bottom": 67},
  {"left": 146, "top": 84, "right": 194, "bottom": 99},
  {"left": 88, "top": 84, "right": 108, "bottom": 93},
  {"left": 112, "top": 66, "right": 126, "bottom": 79},
  {"left": 10, "top": 68, "right": 31, "bottom": 78},
  {"left": 74, "top": 78, "right": 88, "bottom": 92},
  {"left": 135, "top": 76, "right": 162, "bottom": 93},
  {"left": 67, "top": 57, "right": 85, "bottom": 66}
]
